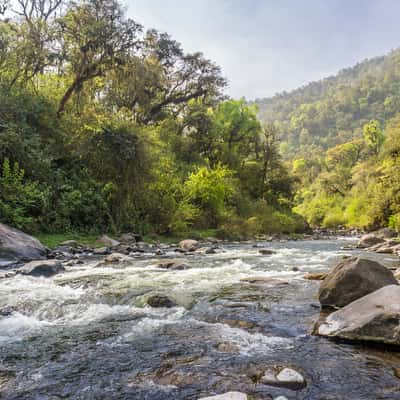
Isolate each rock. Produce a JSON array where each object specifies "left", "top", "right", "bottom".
[
  {"left": 104, "top": 252, "right": 130, "bottom": 263},
  {"left": 19, "top": 259, "right": 65, "bottom": 277},
  {"left": 394, "top": 268, "right": 400, "bottom": 279},
  {"left": 379, "top": 228, "right": 398, "bottom": 239},
  {"left": 98, "top": 235, "right": 120, "bottom": 247},
  {"left": 274, "top": 397, "right": 289, "bottom": 400},
  {"left": 198, "top": 392, "right": 248, "bottom": 400},
  {"left": 195, "top": 247, "right": 217, "bottom": 255},
  {"left": 93, "top": 247, "right": 110, "bottom": 255},
  {"left": 240, "top": 277, "right": 288, "bottom": 286},
  {"left": 146, "top": 294, "right": 176, "bottom": 308},
  {"left": 261, "top": 366, "right": 306, "bottom": 390},
  {"left": 0, "top": 223, "right": 47, "bottom": 262},
  {"left": 153, "top": 259, "right": 188, "bottom": 270},
  {"left": 318, "top": 257, "right": 398, "bottom": 308},
  {"left": 291, "top": 266, "right": 299, "bottom": 272},
  {"left": 215, "top": 342, "right": 240, "bottom": 353},
  {"left": 119, "top": 232, "right": 142, "bottom": 243},
  {"left": 318, "top": 285, "right": 400, "bottom": 345},
  {"left": 357, "top": 234, "right": 385, "bottom": 248},
  {"left": 259, "top": 249, "right": 276, "bottom": 255},
  {"left": 303, "top": 272, "right": 327, "bottom": 281},
  {"left": 179, "top": 239, "right": 199, "bottom": 251}
]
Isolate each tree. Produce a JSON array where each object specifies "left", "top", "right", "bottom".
[
  {"left": 56, "top": 0, "right": 142, "bottom": 115},
  {"left": 363, "top": 120, "right": 384, "bottom": 155}
]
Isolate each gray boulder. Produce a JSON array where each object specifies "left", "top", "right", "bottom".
[
  {"left": 19, "top": 259, "right": 65, "bottom": 277},
  {"left": 98, "top": 235, "right": 120, "bottom": 247},
  {"left": 318, "top": 285, "right": 400, "bottom": 345},
  {"left": 0, "top": 223, "right": 47, "bottom": 262},
  {"left": 318, "top": 257, "right": 398, "bottom": 308},
  {"left": 357, "top": 234, "right": 385, "bottom": 248},
  {"left": 179, "top": 239, "right": 199, "bottom": 251}
]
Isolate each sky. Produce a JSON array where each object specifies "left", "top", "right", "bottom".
[{"left": 125, "top": 0, "right": 400, "bottom": 100}]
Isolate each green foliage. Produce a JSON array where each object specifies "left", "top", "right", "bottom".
[
  {"left": 0, "top": 158, "right": 44, "bottom": 230},
  {"left": 0, "top": 0, "right": 299, "bottom": 238},
  {"left": 363, "top": 120, "right": 384, "bottom": 155}
]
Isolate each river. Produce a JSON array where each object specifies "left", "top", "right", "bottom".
[{"left": 1, "top": 239, "right": 400, "bottom": 399}]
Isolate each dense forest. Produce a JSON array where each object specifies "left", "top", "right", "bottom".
[
  {"left": 256, "top": 49, "right": 400, "bottom": 232},
  {"left": 0, "top": 0, "right": 305, "bottom": 238}
]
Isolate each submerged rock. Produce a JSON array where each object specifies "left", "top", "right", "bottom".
[
  {"left": 261, "top": 366, "right": 306, "bottom": 390},
  {"left": 303, "top": 272, "right": 327, "bottom": 281},
  {"left": 0, "top": 223, "right": 46, "bottom": 262},
  {"left": 318, "top": 285, "right": 400, "bottom": 345},
  {"left": 318, "top": 257, "right": 397, "bottom": 308},
  {"left": 19, "top": 259, "right": 65, "bottom": 277},
  {"left": 179, "top": 239, "right": 199, "bottom": 251},
  {"left": 146, "top": 294, "right": 176, "bottom": 308},
  {"left": 259, "top": 249, "right": 276, "bottom": 255},
  {"left": 199, "top": 393, "right": 248, "bottom": 400}
]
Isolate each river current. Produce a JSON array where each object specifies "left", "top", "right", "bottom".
[{"left": 1, "top": 239, "right": 400, "bottom": 399}]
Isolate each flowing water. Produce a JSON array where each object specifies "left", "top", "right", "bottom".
[{"left": 1, "top": 239, "right": 400, "bottom": 399}]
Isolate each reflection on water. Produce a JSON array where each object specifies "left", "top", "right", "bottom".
[{"left": 1, "top": 239, "right": 400, "bottom": 399}]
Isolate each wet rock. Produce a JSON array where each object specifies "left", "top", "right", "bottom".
[
  {"left": 357, "top": 234, "right": 385, "bottom": 248},
  {"left": 93, "top": 247, "right": 110, "bottom": 255},
  {"left": 98, "top": 234, "right": 120, "bottom": 247},
  {"left": 261, "top": 366, "right": 306, "bottom": 390},
  {"left": 291, "top": 266, "right": 299, "bottom": 272},
  {"left": 19, "top": 259, "right": 65, "bottom": 277},
  {"left": 0, "top": 306, "right": 14, "bottom": 317},
  {"left": 0, "top": 222, "right": 47, "bottom": 262},
  {"left": 153, "top": 259, "right": 188, "bottom": 270},
  {"left": 220, "top": 319, "right": 258, "bottom": 329},
  {"left": 240, "top": 277, "right": 288, "bottom": 286},
  {"left": 179, "top": 239, "right": 199, "bottom": 251},
  {"left": 318, "top": 257, "right": 398, "bottom": 308},
  {"left": 104, "top": 252, "right": 130, "bottom": 263},
  {"left": 119, "top": 232, "right": 141, "bottom": 243},
  {"left": 146, "top": 294, "right": 176, "bottom": 308},
  {"left": 215, "top": 342, "right": 240, "bottom": 353},
  {"left": 303, "top": 272, "right": 327, "bottom": 281},
  {"left": 0, "top": 371, "right": 14, "bottom": 391},
  {"left": 199, "top": 393, "right": 248, "bottom": 400},
  {"left": 259, "top": 249, "right": 276, "bottom": 255},
  {"left": 195, "top": 246, "right": 217, "bottom": 255},
  {"left": 318, "top": 285, "right": 400, "bottom": 345},
  {"left": 379, "top": 228, "right": 398, "bottom": 239}
]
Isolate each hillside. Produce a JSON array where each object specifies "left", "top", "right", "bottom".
[
  {"left": 255, "top": 49, "right": 400, "bottom": 231},
  {"left": 255, "top": 49, "right": 400, "bottom": 159}
]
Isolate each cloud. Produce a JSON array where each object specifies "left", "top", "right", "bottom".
[{"left": 126, "top": 0, "right": 400, "bottom": 99}]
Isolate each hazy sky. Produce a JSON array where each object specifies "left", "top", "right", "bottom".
[{"left": 126, "top": 0, "right": 400, "bottom": 100}]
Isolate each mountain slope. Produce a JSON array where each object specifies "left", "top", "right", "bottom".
[{"left": 255, "top": 48, "right": 400, "bottom": 159}]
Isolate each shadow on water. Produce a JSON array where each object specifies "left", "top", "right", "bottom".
[{"left": 1, "top": 239, "right": 400, "bottom": 399}]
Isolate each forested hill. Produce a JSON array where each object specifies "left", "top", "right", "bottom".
[
  {"left": 254, "top": 49, "right": 400, "bottom": 232},
  {"left": 255, "top": 49, "right": 400, "bottom": 159}
]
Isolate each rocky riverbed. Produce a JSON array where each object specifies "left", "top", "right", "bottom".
[{"left": 1, "top": 237, "right": 400, "bottom": 399}]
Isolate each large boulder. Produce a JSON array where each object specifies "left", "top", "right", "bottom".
[
  {"left": 98, "top": 235, "right": 120, "bottom": 247},
  {"left": 179, "top": 239, "right": 199, "bottom": 252},
  {"left": 19, "top": 259, "right": 65, "bottom": 277},
  {"left": 318, "top": 285, "right": 400, "bottom": 345},
  {"left": 0, "top": 223, "right": 46, "bottom": 262},
  {"left": 357, "top": 234, "right": 385, "bottom": 248},
  {"left": 318, "top": 257, "right": 398, "bottom": 308}
]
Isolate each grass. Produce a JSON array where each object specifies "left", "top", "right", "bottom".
[{"left": 35, "top": 233, "right": 102, "bottom": 249}]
